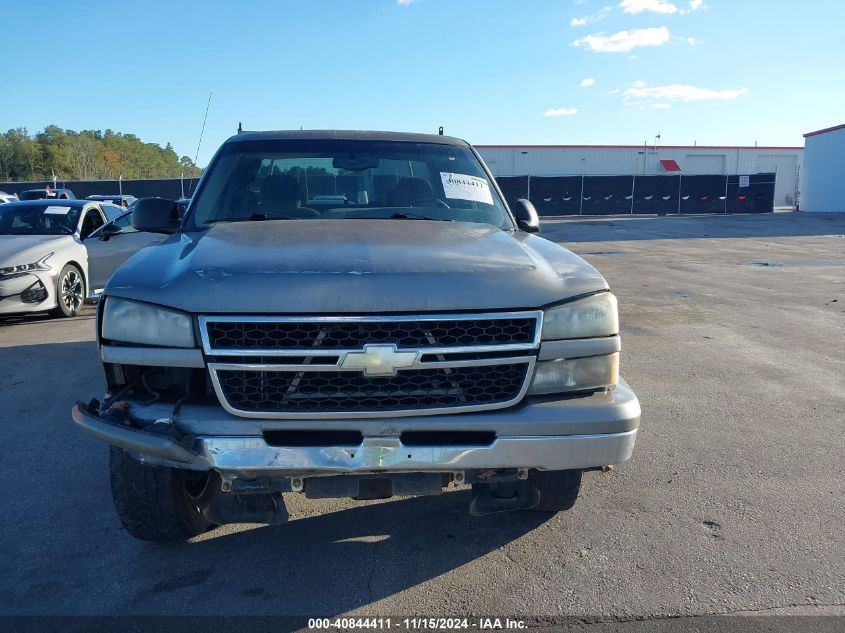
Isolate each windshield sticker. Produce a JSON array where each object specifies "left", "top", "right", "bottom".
[
  {"left": 44, "top": 206, "right": 71, "bottom": 215},
  {"left": 440, "top": 172, "right": 494, "bottom": 205}
]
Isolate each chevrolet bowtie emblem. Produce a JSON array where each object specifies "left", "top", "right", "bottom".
[{"left": 340, "top": 344, "right": 419, "bottom": 376}]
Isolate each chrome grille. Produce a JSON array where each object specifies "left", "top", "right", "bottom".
[
  {"left": 215, "top": 364, "right": 529, "bottom": 414},
  {"left": 201, "top": 312, "right": 541, "bottom": 419},
  {"left": 202, "top": 314, "right": 538, "bottom": 353}
]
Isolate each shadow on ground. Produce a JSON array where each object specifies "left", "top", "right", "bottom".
[{"left": 125, "top": 492, "right": 551, "bottom": 614}]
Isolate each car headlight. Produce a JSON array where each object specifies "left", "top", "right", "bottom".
[
  {"left": 542, "top": 292, "right": 618, "bottom": 340},
  {"left": 0, "top": 252, "right": 53, "bottom": 277},
  {"left": 528, "top": 353, "right": 619, "bottom": 395},
  {"left": 101, "top": 297, "right": 195, "bottom": 348}
]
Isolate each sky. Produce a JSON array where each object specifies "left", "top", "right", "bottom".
[{"left": 2, "top": 0, "right": 843, "bottom": 166}]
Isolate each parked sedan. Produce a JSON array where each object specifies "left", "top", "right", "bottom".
[
  {"left": 0, "top": 191, "right": 19, "bottom": 204},
  {"left": 18, "top": 187, "right": 76, "bottom": 200},
  {"left": 86, "top": 194, "right": 138, "bottom": 208},
  {"left": 0, "top": 200, "right": 166, "bottom": 317}
]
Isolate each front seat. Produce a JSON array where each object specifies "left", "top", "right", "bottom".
[
  {"left": 259, "top": 175, "right": 319, "bottom": 218},
  {"left": 386, "top": 177, "right": 434, "bottom": 207}
]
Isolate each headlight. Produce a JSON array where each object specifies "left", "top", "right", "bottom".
[
  {"left": 542, "top": 292, "right": 618, "bottom": 340},
  {"left": 102, "top": 297, "right": 195, "bottom": 348},
  {"left": 0, "top": 252, "right": 53, "bottom": 277},
  {"left": 528, "top": 353, "right": 619, "bottom": 395}
]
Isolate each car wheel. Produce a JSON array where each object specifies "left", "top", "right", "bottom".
[
  {"left": 109, "top": 446, "right": 214, "bottom": 542},
  {"left": 52, "top": 264, "right": 85, "bottom": 317},
  {"left": 529, "top": 469, "right": 582, "bottom": 513}
]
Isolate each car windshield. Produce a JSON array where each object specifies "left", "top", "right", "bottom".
[
  {"left": 186, "top": 139, "right": 512, "bottom": 230},
  {"left": 0, "top": 204, "right": 81, "bottom": 235}
]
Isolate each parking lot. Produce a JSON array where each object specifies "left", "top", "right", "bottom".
[{"left": 1, "top": 212, "right": 843, "bottom": 622}]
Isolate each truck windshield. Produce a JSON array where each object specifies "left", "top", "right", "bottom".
[{"left": 186, "top": 139, "right": 513, "bottom": 230}]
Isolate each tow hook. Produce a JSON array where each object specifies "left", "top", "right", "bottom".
[{"left": 468, "top": 479, "right": 541, "bottom": 516}]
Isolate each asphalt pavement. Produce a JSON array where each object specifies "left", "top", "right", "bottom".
[{"left": 1, "top": 212, "right": 843, "bottom": 625}]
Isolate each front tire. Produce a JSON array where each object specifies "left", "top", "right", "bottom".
[
  {"left": 530, "top": 469, "right": 583, "bottom": 512},
  {"left": 52, "top": 264, "right": 85, "bottom": 317},
  {"left": 108, "top": 447, "right": 213, "bottom": 542}
]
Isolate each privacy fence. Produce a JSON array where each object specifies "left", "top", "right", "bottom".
[
  {"left": 1, "top": 173, "right": 777, "bottom": 216},
  {"left": 0, "top": 178, "right": 198, "bottom": 200},
  {"left": 496, "top": 173, "right": 777, "bottom": 216}
]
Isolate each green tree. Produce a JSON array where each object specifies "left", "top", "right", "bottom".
[{"left": 0, "top": 125, "right": 203, "bottom": 182}]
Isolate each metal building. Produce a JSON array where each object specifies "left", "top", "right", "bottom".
[
  {"left": 801, "top": 124, "right": 845, "bottom": 212},
  {"left": 476, "top": 144, "right": 803, "bottom": 207}
]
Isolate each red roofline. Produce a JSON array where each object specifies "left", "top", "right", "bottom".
[
  {"left": 475, "top": 144, "right": 803, "bottom": 150},
  {"left": 803, "top": 123, "right": 845, "bottom": 138}
]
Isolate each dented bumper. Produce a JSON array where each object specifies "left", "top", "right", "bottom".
[{"left": 71, "top": 380, "right": 640, "bottom": 476}]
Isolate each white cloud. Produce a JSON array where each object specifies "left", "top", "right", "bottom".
[
  {"left": 580, "top": 77, "right": 596, "bottom": 87},
  {"left": 573, "top": 27, "right": 671, "bottom": 53},
  {"left": 685, "top": 36, "right": 702, "bottom": 45},
  {"left": 620, "top": 0, "right": 678, "bottom": 14},
  {"left": 623, "top": 82, "right": 749, "bottom": 103},
  {"left": 689, "top": 0, "right": 706, "bottom": 10},
  {"left": 544, "top": 108, "right": 578, "bottom": 116},
  {"left": 653, "top": 103, "right": 671, "bottom": 109},
  {"left": 570, "top": 6, "right": 611, "bottom": 27},
  {"left": 396, "top": 0, "right": 418, "bottom": 5}
]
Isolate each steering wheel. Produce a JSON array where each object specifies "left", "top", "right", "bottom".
[{"left": 408, "top": 197, "right": 450, "bottom": 209}]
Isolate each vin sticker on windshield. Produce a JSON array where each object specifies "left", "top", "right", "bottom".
[
  {"left": 44, "top": 206, "right": 71, "bottom": 215},
  {"left": 440, "top": 172, "right": 494, "bottom": 205}
]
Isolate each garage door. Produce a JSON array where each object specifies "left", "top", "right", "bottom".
[{"left": 684, "top": 154, "right": 726, "bottom": 174}]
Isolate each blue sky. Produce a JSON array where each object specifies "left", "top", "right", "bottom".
[{"left": 2, "top": 0, "right": 842, "bottom": 165}]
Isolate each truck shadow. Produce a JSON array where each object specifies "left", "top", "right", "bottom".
[
  {"left": 129, "top": 491, "right": 551, "bottom": 614},
  {"left": 3, "top": 336, "right": 553, "bottom": 616}
]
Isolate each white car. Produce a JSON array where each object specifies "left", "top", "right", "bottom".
[
  {"left": 0, "top": 191, "right": 19, "bottom": 204},
  {"left": 0, "top": 199, "right": 167, "bottom": 317}
]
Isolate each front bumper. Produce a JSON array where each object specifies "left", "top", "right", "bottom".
[
  {"left": 71, "top": 380, "right": 641, "bottom": 476},
  {"left": 0, "top": 271, "right": 55, "bottom": 314}
]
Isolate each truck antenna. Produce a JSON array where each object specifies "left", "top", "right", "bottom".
[
  {"left": 237, "top": 122, "right": 243, "bottom": 134},
  {"left": 438, "top": 126, "right": 444, "bottom": 136},
  {"left": 193, "top": 91, "right": 213, "bottom": 168}
]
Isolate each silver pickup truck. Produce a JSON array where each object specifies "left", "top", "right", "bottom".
[{"left": 72, "top": 130, "right": 640, "bottom": 541}]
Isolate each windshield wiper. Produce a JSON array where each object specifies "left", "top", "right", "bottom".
[
  {"left": 388, "top": 213, "right": 452, "bottom": 221},
  {"left": 205, "top": 213, "right": 293, "bottom": 224}
]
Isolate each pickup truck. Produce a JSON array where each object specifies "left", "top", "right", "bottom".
[{"left": 72, "top": 130, "right": 641, "bottom": 541}]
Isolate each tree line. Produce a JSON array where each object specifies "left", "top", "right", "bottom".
[{"left": 0, "top": 126, "right": 203, "bottom": 182}]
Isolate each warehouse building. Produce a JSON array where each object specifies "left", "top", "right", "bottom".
[
  {"left": 477, "top": 144, "right": 803, "bottom": 210},
  {"left": 801, "top": 124, "right": 845, "bottom": 213}
]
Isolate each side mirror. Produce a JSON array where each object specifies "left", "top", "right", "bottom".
[
  {"left": 513, "top": 198, "right": 540, "bottom": 233},
  {"left": 99, "top": 223, "right": 122, "bottom": 241},
  {"left": 132, "top": 198, "right": 180, "bottom": 234}
]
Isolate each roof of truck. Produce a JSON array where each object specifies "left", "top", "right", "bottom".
[{"left": 226, "top": 129, "right": 468, "bottom": 147}]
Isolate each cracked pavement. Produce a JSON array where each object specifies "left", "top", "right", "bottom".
[{"left": 0, "top": 213, "right": 843, "bottom": 621}]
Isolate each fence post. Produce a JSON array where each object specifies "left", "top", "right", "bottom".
[
  {"left": 526, "top": 175, "right": 531, "bottom": 203},
  {"left": 579, "top": 175, "right": 584, "bottom": 215},
  {"left": 630, "top": 175, "right": 636, "bottom": 214},
  {"left": 677, "top": 175, "right": 682, "bottom": 215},
  {"left": 724, "top": 174, "right": 729, "bottom": 214}
]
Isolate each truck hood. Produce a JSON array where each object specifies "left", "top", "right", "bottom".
[
  {"left": 0, "top": 235, "right": 74, "bottom": 268},
  {"left": 106, "top": 220, "right": 608, "bottom": 313}
]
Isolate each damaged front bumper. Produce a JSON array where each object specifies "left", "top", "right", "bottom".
[{"left": 71, "top": 380, "right": 640, "bottom": 476}]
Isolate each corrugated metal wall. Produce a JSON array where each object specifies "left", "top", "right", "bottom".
[
  {"left": 477, "top": 146, "right": 803, "bottom": 206},
  {"left": 802, "top": 128, "right": 845, "bottom": 212}
]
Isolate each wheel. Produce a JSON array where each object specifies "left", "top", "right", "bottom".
[
  {"left": 108, "top": 446, "right": 213, "bottom": 541},
  {"left": 52, "top": 264, "right": 85, "bottom": 317},
  {"left": 529, "top": 469, "right": 583, "bottom": 513}
]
